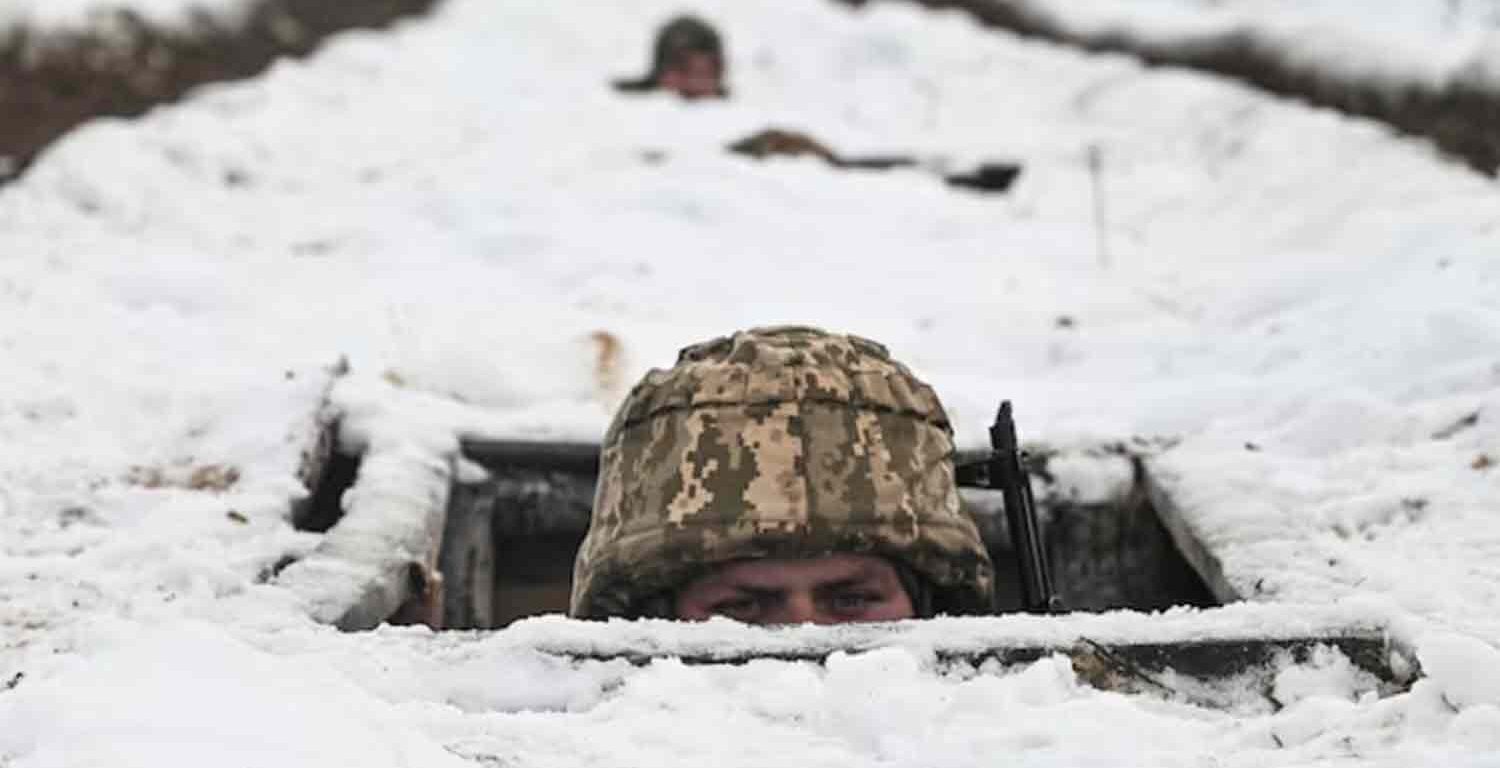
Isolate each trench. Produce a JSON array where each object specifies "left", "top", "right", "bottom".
[
  {"left": 290, "top": 434, "right": 1221, "bottom": 628},
  {"left": 0, "top": 0, "right": 440, "bottom": 182},
  {"left": 291, "top": 418, "right": 359, "bottom": 534},
  {"left": 433, "top": 440, "right": 1220, "bottom": 630},
  {"left": 283, "top": 427, "right": 1425, "bottom": 702}
]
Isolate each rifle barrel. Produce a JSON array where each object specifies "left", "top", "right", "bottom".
[{"left": 990, "top": 401, "right": 1062, "bottom": 614}]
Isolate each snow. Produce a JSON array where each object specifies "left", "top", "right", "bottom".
[
  {"left": 1415, "top": 632, "right": 1500, "bottom": 709},
  {"left": 1018, "top": 0, "right": 1500, "bottom": 92},
  {"left": 490, "top": 601, "right": 1404, "bottom": 660},
  {"left": 0, "top": 622, "right": 469, "bottom": 768},
  {"left": 3, "top": 0, "right": 1500, "bottom": 764},
  {"left": 0, "top": 616, "right": 1488, "bottom": 768}
]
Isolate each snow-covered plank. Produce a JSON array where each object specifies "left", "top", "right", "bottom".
[
  {"left": 275, "top": 423, "right": 455, "bottom": 630},
  {"left": 1145, "top": 465, "right": 1242, "bottom": 604}
]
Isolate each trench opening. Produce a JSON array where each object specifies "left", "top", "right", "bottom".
[
  {"left": 293, "top": 418, "right": 359, "bottom": 533},
  {"left": 983, "top": 464, "right": 1219, "bottom": 614},
  {"left": 439, "top": 440, "right": 1220, "bottom": 630},
  {"left": 276, "top": 431, "right": 1418, "bottom": 702}
]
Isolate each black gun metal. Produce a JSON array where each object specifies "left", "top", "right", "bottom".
[{"left": 990, "top": 401, "right": 1065, "bottom": 614}]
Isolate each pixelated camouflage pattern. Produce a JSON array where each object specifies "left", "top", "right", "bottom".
[{"left": 570, "top": 326, "right": 995, "bottom": 618}]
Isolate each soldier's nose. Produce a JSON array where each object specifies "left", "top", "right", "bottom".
[{"left": 779, "top": 592, "right": 821, "bottom": 624}]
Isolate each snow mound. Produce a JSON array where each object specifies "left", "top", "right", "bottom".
[{"left": 0, "top": 621, "right": 467, "bottom": 768}]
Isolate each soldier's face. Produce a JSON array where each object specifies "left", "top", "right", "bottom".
[
  {"left": 674, "top": 554, "right": 915, "bottom": 625},
  {"left": 658, "top": 52, "right": 723, "bottom": 99}
]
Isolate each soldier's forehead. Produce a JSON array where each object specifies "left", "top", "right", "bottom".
[{"left": 696, "top": 555, "right": 897, "bottom": 587}]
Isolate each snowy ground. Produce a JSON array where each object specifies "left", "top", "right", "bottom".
[
  {"left": 1008, "top": 0, "right": 1500, "bottom": 91},
  {"left": 3, "top": 0, "right": 1500, "bottom": 764}
]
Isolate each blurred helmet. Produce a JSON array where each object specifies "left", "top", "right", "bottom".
[
  {"left": 650, "top": 15, "right": 725, "bottom": 79},
  {"left": 570, "top": 325, "right": 995, "bottom": 618}
]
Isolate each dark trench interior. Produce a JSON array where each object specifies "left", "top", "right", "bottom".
[
  {"left": 287, "top": 435, "right": 1434, "bottom": 699},
  {"left": 295, "top": 437, "right": 1219, "bottom": 629},
  {"left": 439, "top": 440, "right": 1219, "bottom": 629}
]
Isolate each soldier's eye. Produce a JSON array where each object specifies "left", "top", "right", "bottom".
[
  {"left": 710, "top": 597, "right": 759, "bottom": 619},
  {"left": 827, "top": 591, "right": 878, "bottom": 614}
]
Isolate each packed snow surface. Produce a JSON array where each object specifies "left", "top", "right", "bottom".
[
  {"left": 3, "top": 0, "right": 1500, "bottom": 764},
  {"left": 4, "top": 616, "right": 1500, "bottom": 768},
  {"left": 1023, "top": 0, "right": 1500, "bottom": 90}
]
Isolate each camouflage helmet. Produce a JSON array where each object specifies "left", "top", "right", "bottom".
[{"left": 570, "top": 326, "right": 995, "bottom": 619}]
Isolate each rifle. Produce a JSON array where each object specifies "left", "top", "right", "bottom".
[
  {"left": 988, "top": 401, "right": 1064, "bottom": 614},
  {"left": 725, "top": 128, "right": 1024, "bottom": 195}
]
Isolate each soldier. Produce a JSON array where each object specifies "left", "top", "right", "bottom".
[
  {"left": 614, "top": 15, "right": 729, "bottom": 100},
  {"left": 570, "top": 326, "right": 996, "bottom": 625}
]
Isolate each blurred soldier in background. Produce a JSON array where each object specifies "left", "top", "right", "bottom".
[
  {"left": 614, "top": 19, "right": 1022, "bottom": 193},
  {"left": 614, "top": 15, "right": 728, "bottom": 100},
  {"left": 570, "top": 326, "right": 996, "bottom": 625}
]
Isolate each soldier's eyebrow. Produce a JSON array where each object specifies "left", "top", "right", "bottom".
[
  {"left": 813, "top": 578, "right": 863, "bottom": 593},
  {"left": 713, "top": 561, "right": 889, "bottom": 595},
  {"left": 812, "top": 575, "right": 882, "bottom": 595}
]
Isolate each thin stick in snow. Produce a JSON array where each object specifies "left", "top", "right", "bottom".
[{"left": 1087, "top": 144, "right": 1110, "bottom": 269}]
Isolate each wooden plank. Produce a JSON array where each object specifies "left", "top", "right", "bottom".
[
  {"left": 277, "top": 439, "right": 454, "bottom": 630},
  {"left": 1142, "top": 465, "right": 1243, "bottom": 604},
  {"left": 461, "top": 439, "right": 601, "bottom": 475},
  {"left": 543, "top": 632, "right": 1417, "bottom": 706}
]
